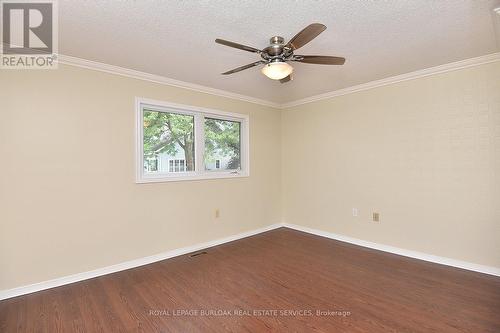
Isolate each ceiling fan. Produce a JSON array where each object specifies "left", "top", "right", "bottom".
[{"left": 215, "top": 23, "right": 345, "bottom": 83}]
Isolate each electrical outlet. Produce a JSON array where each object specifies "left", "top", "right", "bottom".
[
  {"left": 352, "top": 208, "right": 358, "bottom": 217},
  {"left": 215, "top": 209, "right": 220, "bottom": 218},
  {"left": 372, "top": 212, "right": 380, "bottom": 222}
]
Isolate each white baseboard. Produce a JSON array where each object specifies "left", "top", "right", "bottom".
[
  {"left": 0, "top": 223, "right": 283, "bottom": 301},
  {"left": 2, "top": 222, "right": 498, "bottom": 301},
  {"left": 283, "top": 223, "right": 500, "bottom": 277}
]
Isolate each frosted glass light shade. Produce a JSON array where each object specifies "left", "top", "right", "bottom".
[{"left": 261, "top": 62, "right": 293, "bottom": 80}]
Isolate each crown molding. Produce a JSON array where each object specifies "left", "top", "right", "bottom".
[
  {"left": 280, "top": 52, "right": 500, "bottom": 109},
  {"left": 57, "top": 54, "right": 281, "bottom": 108},
  {"left": 57, "top": 52, "right": 500, "bottom": 110}
]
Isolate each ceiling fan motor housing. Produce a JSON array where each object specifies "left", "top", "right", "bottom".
[
  {"left": 270, "top": 36, "right": 285, "bottom": 45},
  {"left": 262, "top": 36, "right": 292, "bottom": 60}
]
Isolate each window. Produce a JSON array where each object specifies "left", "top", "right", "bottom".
[
  {"left": 136, "top": 98, "right": 249, "bottom": 183},
  {"left": 204, "top": 118, "right": 241, "bottom": 171},
  {"left": 145, "top": 157, "right": 158, "bottom": 172},
  {"left": 168, "top": 159, "right": 186, "bottom": 172}
]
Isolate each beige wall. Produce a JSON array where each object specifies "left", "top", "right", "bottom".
[
  {"left": 2, "top": 61, "right": 499, "bottom": 291},
  {"left": 0, "top": 65, "right": 282, "bottom": 290},
  {"left": 282, "top": 62, "right": 500, "bottom": 267}
]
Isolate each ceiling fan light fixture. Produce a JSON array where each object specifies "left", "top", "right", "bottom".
[{"left": 261, "top": 61, "right": 293, "bottom": 80}]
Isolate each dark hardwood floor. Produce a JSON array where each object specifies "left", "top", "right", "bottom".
[{"left": 1, "top": 227, "right": 499, "bottom": 332}]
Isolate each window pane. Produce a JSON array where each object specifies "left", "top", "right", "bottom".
[
  {"left": 204, "top": 118, "right": 241, "bottom": 171},
  {"left": 143, "top": 109, "right": 195, "bottom": 173}
]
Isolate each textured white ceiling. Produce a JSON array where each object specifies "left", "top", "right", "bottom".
[{"left": 59, "top": 0, "right": 500, "bottom": 104}]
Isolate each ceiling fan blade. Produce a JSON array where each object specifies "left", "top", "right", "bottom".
[
  {"left": 215, "top": 38, "right": 261, "bottom": 53},
  {"left": 293, "top": 55, "right": 346, "bottom": 65},
  {"left": 279, "top": 74, "right": 292, "bottom": 83},
  {"left": 221, "top": 61, "right": 265, "bottom": 75},
  {"left": 286, "top": 23, "right": 326, "bottom": 50}
]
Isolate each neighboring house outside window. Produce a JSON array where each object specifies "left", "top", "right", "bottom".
[{"left": 148, "top": 145, "right": 229, "bottom": 173}]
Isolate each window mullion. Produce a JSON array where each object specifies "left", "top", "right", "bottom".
[{"left": 194, "top": 114, "right": 205, "bottom": 175}]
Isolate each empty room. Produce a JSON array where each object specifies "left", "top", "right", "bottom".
[{"left": 1, "top": 1, "right": 500, "bottom": 332}]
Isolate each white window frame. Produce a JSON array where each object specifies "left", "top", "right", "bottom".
[{"left": 135, "top": 97, "right": 250, "bottom": 183}]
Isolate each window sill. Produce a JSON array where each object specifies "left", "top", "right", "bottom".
[{"left": 136, "top": 171, "right": 249, "bottom": 184}]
